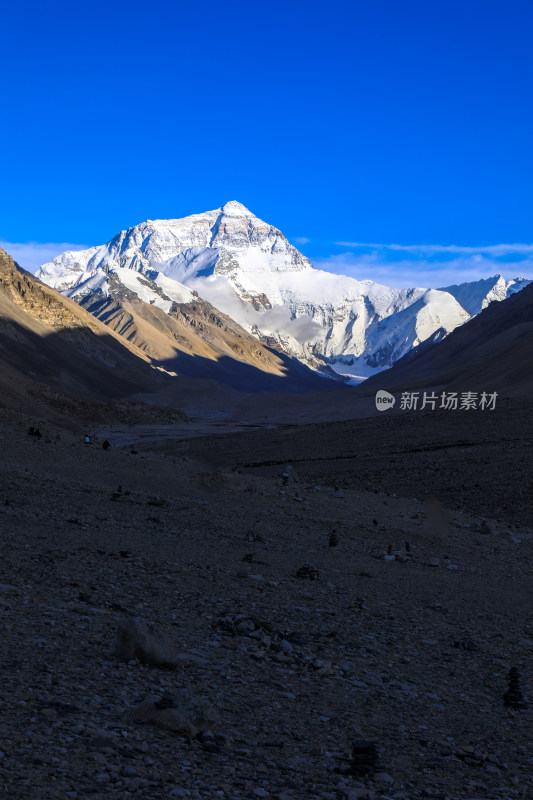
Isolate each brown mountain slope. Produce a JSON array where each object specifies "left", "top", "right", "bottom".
[
  {"left": 78, "top": 281, "right": 333, "bottom": 393},
  {"left": 0, "top": 248, "right": 162, "bottom": 411},
  {"left": 358, "top": 280, "right": 533, "bottom": 397},
  {"left": 0, "top": 248, "right": 336, "bottom": 427}
]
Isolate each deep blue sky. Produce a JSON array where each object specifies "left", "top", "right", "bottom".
[{"left": 2, "top": 0, "right": 533, "bottom": 284}]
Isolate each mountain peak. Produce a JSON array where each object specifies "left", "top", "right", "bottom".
[{"left": 221, "top": 200, "right": 252, "bottom": 216}]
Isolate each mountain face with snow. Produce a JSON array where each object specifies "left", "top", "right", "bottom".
[
  {"left": 37, "top": 202, "right": 531, "bottom": 382},
  {"left": 359, "top": 280, "right": 533, "bottom": 397},
  {"left": 0, "top": 247, "right": 161, "bottom": 407},
  {"left": 440, "top": 275, "right": 531, "bottom": 317}
]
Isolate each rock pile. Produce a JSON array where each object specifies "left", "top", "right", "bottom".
[{"left": 503, "top": 667, "right": 525, "bottom": 709}]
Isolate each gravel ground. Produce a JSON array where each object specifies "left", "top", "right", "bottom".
[{"left": 0, "top": 403, "right": 531, "bottom": 800}]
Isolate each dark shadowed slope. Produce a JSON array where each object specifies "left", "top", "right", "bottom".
[
  {"left": 0, "top": 248, "right": 338, "bottom": 426},
  {"left": 79, "top": 283, "right": 337, "bottom": 393},
  {"left": 0, "top": 248, "right": 162, "bottom": 411},
  {"left": 358, "top": 281, "right": 533, "bottom": 397}
]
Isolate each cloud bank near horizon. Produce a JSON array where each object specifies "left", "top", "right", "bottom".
[
  {"left": 0, "top": 240, "right": 92, "bottom": 273},
  {"left": 3, "top": 237, "right": 533, "bottom": 290},
  {"left": 313, "top": 252, "right": 533, "bottom": 289},
  {"left": 303, "top": 241, "right": 533, "bottom": 288},
  {"left": 334, "top": 241, "right": 533, "bottom": 256}
]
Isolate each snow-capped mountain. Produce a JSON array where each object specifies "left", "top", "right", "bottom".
[
  {"left": 38, "top": 201, "right": 310, "bottom": 292},
  {"left": 359, "top": 280, "right": 533, "bottom": 397},
  {"left": 37, "top": 202, "right": 531, "bottom": 382},
  {"left": 440, "top": 274, "right": 531, "bottom": 317}
]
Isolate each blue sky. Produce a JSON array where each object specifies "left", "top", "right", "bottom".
[{"left": 2, "top": 0, "right": 533, "bottom": 286}]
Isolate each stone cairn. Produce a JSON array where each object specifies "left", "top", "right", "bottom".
[
  {"left": 503, "top": 667, "right": 525, "bottom": 709},
  {"left": 349, "top": 740, "right": 380, "bottom": 775},
  {"left": 329, "top": 530, "right": 339, "bottom": 547}
]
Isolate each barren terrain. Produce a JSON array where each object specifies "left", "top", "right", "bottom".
[{"left": 0, "top": 399, "right": 531, "bottom": 800}]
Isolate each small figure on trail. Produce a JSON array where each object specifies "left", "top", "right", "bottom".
[
  {"left": 103, "top": 440, "right": 110, "bottom": 450},
  {"left": 84, "top": 434, "right": 91, "bottom": 445},
  {"left": 282, "top": 465, "right": 294, "bottom": 486},
  {"left": 28, "top": 427, "right": 42, "bottom": 439}
]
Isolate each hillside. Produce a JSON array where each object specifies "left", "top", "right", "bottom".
[
  {"left": 0, "top": 248, "right": 165, "bottom": 411},
  {"left": 359, "top": 281, "right": 533, "bottom": 397}
]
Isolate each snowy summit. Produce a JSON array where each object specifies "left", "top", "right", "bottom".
[{"left": 37, "top": 202, "right": 531, "bottom": 382}]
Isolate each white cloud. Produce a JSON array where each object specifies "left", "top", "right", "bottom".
[
  {"left": 314, "top": 251, "right": 533, "bottom": 289},
  {"left": 4, "top": 236, "right": 533, "bottom": 293},
  {"left": 0, "top": 241, "right": 90, "bottom": 274},
  {"left": 334, "top": 241, "right": 533, "bottom": 257},
  {"left": 187, "top": 274, "right": 321, "bottom": 344}
]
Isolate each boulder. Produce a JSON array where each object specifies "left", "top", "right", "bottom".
[
  {"left": 114, "top": 617, "right": 180, "bottom": 668},
  {"left": 129, "top": 691, "right": 218, "bottom": 738}
]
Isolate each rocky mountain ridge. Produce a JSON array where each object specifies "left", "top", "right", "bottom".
[
  {"left": 0, "top": 247, "right": 332, "bottom": 412},
  {"left": 0, "top": 247, "right": 163, "bottom": 412},
  {"left": 360, "top": 279, "right": 533, "bottom": 397},
  {"left": 37, "top": 202, "right": 531, "bottom": 382}
]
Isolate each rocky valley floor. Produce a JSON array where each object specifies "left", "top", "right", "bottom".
[{"left": 0, "top": 400, "right": 531, "bottom": 800}]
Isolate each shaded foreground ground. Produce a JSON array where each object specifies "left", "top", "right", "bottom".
[{"left": 0, "top": 400, "right": 531, "bottom": 800}]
